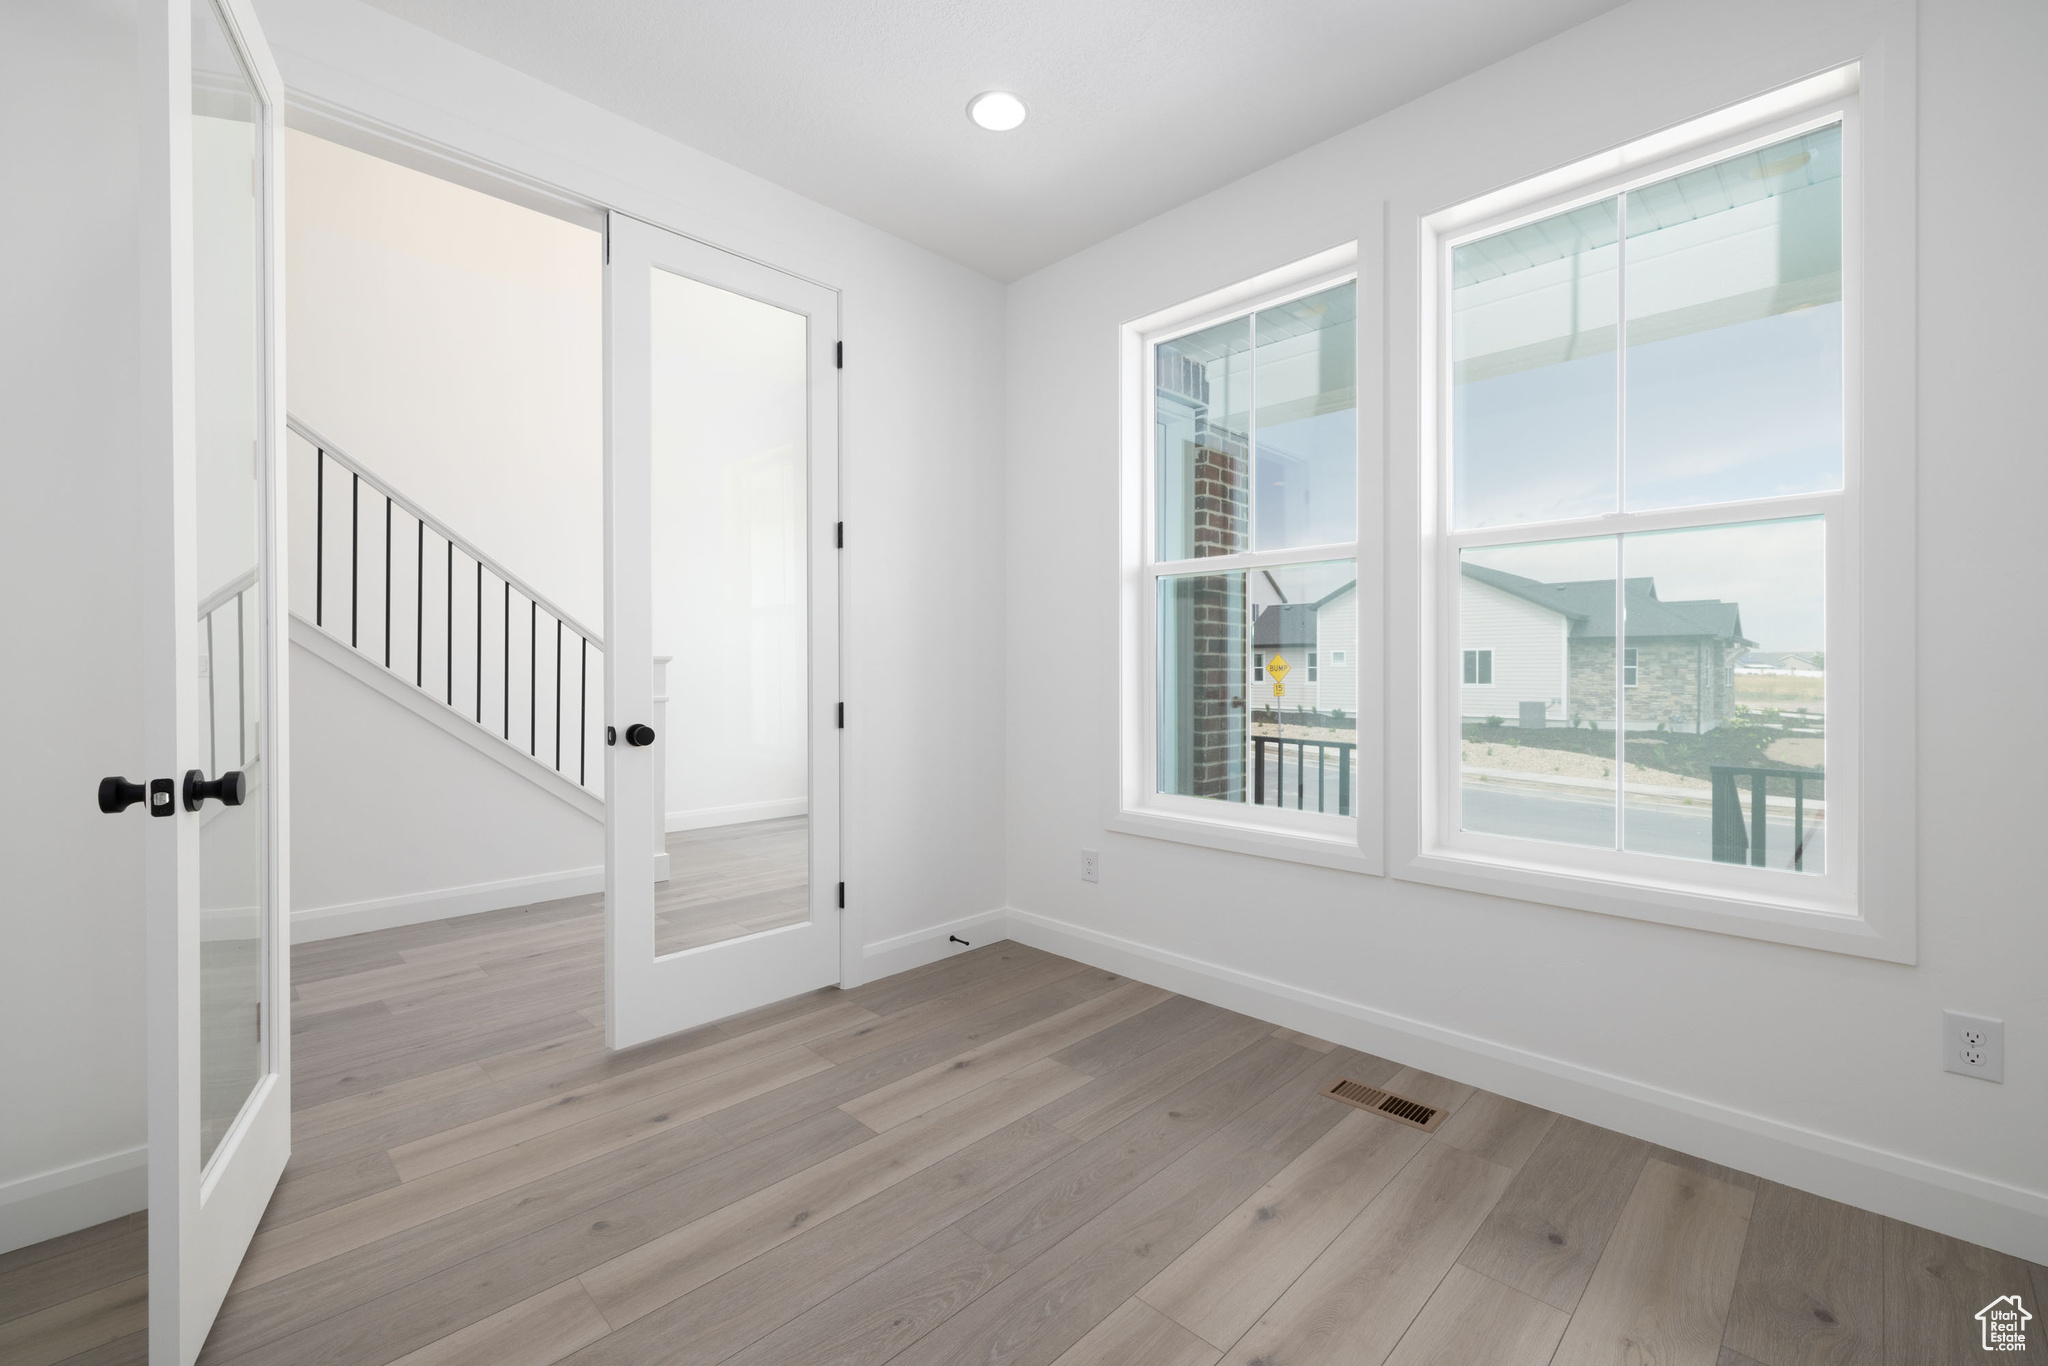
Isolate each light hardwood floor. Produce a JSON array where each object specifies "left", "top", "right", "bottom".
[
  {"left": 656, "top": 817, "right": 809, "bottom": 957},
  {"left": 5, "top": 895, "right": 2043, "bottom": 1366}
]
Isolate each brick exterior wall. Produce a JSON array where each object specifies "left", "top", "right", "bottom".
[
  {"left": 1183, "top": 433, "right": 1248, "bottom": 800},
  {"left": 1565, "top": 636, "right": 1749, "bottom": 731}
]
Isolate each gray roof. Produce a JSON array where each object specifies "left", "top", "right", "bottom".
[
  {"left": 1253, "top": 580, "right": 1356, "bottom": 649},
  {"left": 1253, "top": 603, "right": 1318, "bottom": 650},
  {"left": 1461, "top": 562, "right": 1750, "bottom": 644}
]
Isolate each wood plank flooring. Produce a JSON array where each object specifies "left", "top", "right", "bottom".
[
  {"left": 656, "top": 817, "right": 809, "bottom": 956},
  {"left": 5, "top": 892, "right": 2043, "bottom": 1366}
]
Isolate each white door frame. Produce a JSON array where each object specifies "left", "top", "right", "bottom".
[
  {"left": 139, "top": 1, "right": 292, "bottom": 1360},
  {"left": 604, "top": 212, "right": 843, "bottom": 1049}
]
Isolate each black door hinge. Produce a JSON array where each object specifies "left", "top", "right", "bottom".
[
  {"left": 835, "top": 520, "right": 844, "bottom": 549},
  {"left": 837, "top": 881, "right": 845, "bottom": 909},
  {"left": 836, "top": 702, "right": 844, "bottom": 728},
  {"left": 835, "top": 341, "right": 843, "bottom": 369}
]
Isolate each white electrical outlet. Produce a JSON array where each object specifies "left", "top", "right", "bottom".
[
  {"left": 1943, "top": 1011, "right": 2004, "bottom": 1082},
  {"left": 1081, "top": 848, "right": 1099, "bottom": 883}
]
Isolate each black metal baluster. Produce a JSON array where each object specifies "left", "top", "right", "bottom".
[
  {"left": 554, "top": 619, "right": 562, "bottom": 770},
  {"left": 1295, "top": 739, "right": 1303, "bottom": 809},
  {"left": 383, "top": 495, "right": 392, "bottom": 666},
  {"left": 579, "top": 638, "right": 588, "bottom": 786},
  {"left": 350, "top": 472, "right": 359, "bottom": 648},
  {"left": 235, "top": 589, "right": 246, "bottom": 766},
  {"left": 529, "top": 599, "right": 537, "bottom": 756},
  {"left": 446, "top": 540, "right": 454, "bottom": 707},
  {"left": 475, "top": 561, "right": 483, "bottom": 724},
  {"left": 314, "top": 450, "right": 324, "bottom": 627},
  {"left": 503, "top": 581, "right": 510, "bottom": 741},
  {"left": 205, "top": 611, "right": 218, "bottom": 774},
  {"left": 1751, "top": 770, "right": 1767, "bottom": 867},
  {"left": 415, "top": 518, "right": 424, "bottom": 687}
]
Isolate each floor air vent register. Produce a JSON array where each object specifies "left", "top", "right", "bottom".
[{"left": 1322, "top": 1077, "right": 1447, "bottom": 1132}]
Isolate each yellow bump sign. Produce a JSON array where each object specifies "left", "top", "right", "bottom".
[{"left": 1267, "top": 655, "right": 1291, "bottom": 684}]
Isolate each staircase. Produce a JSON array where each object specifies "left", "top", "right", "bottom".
[{"left": 287, "top": 415, "right": 606, "bottom": 815}]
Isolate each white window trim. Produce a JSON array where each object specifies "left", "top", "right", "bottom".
[
  {"left": 1113, "top": 240, "right": 1385, "bottom": 875},
  {"left": 1387, "top": 60, "right": 1918, "bottom": 963},
  {"left": 1623, "top": 647, "right": 1638, "bottom": 689},
  {"left": 1464, "top": 648, "right": 1494, "bottom": 687}
]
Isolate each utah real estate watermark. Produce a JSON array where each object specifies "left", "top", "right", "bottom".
[{"left": 1978, "top": 1295, "right": 2032, "bottom": 1352}]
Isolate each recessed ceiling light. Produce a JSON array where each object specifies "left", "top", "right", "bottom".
[{"left": 967, "top": 91, "right": 1027, "bottom": 132}]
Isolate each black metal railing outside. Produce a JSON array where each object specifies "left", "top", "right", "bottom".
[
  {"left": 1710, "top": 764, "right": 1823, "bottom": 872},
  {"left": 293, "top": 417, "right": 604, "bottom": 796},
  {"left": 1252, "top": 735, "right": 1356, "bottom": 816}
]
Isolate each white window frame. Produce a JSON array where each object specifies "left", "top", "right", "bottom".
[
  {"left": 1464, "top": 648, "right": 1494, "bottom": 687},
  {"left": 1622, "top": 647, "right": 1638, "bottom": 689},
  {"left": 1114, "top": 241, "right": 1384, "bottom": 874},
  {"left": 1388, "top": 63, "right": 1918, "bottom": 962}
]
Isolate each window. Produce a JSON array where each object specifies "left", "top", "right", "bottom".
[
  {"left": 1332, "top": 651, "right": 1347, "bottom": 665},
  {"left": 1386, "top": 66, "right": 1909, "bottom": 954},
  {"left": 1141, "top": 258, "right": 1361, "bottom": 839},
  {"left": 1448, "top": 117, "right": 1843, "bottom": 877}
]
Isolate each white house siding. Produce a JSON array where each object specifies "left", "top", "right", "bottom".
[
  {"left": 1459, "top": 575, "right": 1568, "bottom": 722},
  {"left": 1247, "top": 585, "right": 1360, "bottom": 719},
  {"left": 1315, "top": 585, "right": 1359, "bottom": 716}
]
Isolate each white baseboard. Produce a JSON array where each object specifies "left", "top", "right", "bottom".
[
  {"left": 1003, "top": 906, "right": 2048, "bottom": 1265},
  {"left": 857, "top": 909, "right": 1007, "bottom": 984},
  {"left": 293, "top": 867, "right": 603, "bottom": 942},
  {"left": 0, "top": 1147, "right": 146, "bottom": 1256},
  {"left": 667, "top": 797, "right": 808, "bottom": 832}
]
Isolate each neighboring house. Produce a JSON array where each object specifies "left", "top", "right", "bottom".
[
  {"left": 1460, "top": 563, "right": 1753, "bottom": 731},
  {"left": 1251, "top": 581, "right": 1358, "bottom": 718}
]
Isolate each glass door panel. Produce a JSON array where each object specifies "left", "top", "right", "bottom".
[
  {"left": 649, "top": 271, "right": 811, "bottom": 957},
  {"left": 192, "top": 0, "right": 267, "bottom": 1168}
]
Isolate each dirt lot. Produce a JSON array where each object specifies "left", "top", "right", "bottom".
[{"left": 1462, "top": 739, "right": 1704, "bottom": 790}]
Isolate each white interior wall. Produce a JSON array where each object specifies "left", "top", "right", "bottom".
[
  {"left": 284, "top": 127, "right": 604, "bottom": 626},
  {"left": 256, "top": 0, "right": 1010, "bottom": 975},
  {"left": 0, "top": 0, "right": 151, "bottom": 1254},
  {"left": 1003, "top": 0, "right": 2048, "bottom": 1262},
  {"left": 288, "top": 636, "right": 603, "bottom": 939}
]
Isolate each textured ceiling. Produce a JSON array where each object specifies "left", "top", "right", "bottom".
[{"left": 356, "top": 0, "right": 1625, "bottom": 280}]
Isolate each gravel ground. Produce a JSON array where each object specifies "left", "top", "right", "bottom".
[{"left": 1461, "top": 739, "right": 1706, "bottom": 791}]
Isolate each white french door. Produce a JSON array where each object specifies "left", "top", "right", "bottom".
[
  {"left": 133, "top": 1, "right": 291, "bottom": 1360},
  {"left": 603, "top": 214, "right": 843, "bottom": 1049}
]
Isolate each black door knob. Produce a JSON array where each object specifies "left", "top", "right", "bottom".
[
  {"left": 624, "top": 723, "right": 656, "bottom": 747},
  {"left": 183, "top": 769, "right": 247, "bottom": 811},
  {"left": 99, "top": 776, "right": 147, "bottom": 814}
]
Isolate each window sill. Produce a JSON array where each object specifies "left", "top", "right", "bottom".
[
  {"left": 1397, "top": 845, "right": 1911, "bottom": 963},
  {"left": 1109, "top": 804, "right": 1382, "bottom": 876}
]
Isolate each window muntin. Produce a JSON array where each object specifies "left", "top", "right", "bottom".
[
  {"left": 1462, "top": 649, "right": 1494, "bottom": 685},
  {"left": 1444, "top": 122, "right": 1841, "bottom": 883},
  {"left": 1146, "top": 274, "right": 1359, "bottom": 833}
]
